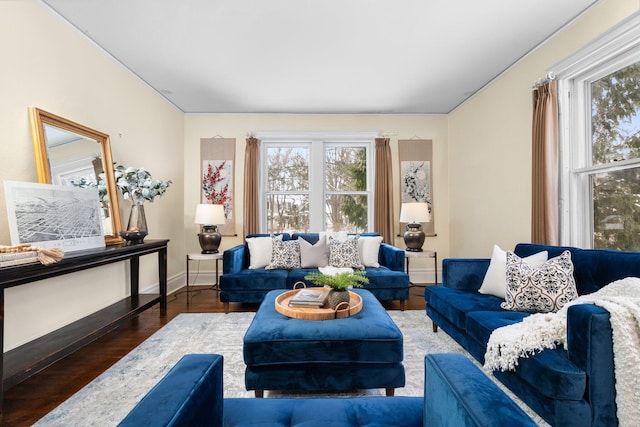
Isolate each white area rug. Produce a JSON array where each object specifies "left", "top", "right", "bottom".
[{"left": 34, "top": 311, "right": 547, "bottom": 426}]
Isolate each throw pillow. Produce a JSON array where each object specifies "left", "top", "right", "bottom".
[
  {"left": 246, "top": 235, "right": 282, "bottom": 269},
  {"left": 502, "top": 250, "right": 579, "bottom": 313},
  {"left": 479, "top": 245, "right": 548, "bottom": 299},
  {"left": 328, "top": 236, "right": 363, "bottom": 269},
  {"left": 266, "top": 238, "right": 301, "bottom": 270},
  {"left": 319, "top": 231, "right": 348, "bottom": 245},
  {"left": 358, "top": 235, "right": 383, "bottom": 268},
  {"left": 299, "top": 237, "right": 329, "bottom": 268}
]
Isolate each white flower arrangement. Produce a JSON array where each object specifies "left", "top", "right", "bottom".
[{"left": 114, "top": 164, "right": 172, "bottom": 205}]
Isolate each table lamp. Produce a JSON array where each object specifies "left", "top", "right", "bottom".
[
  {"left": 399, "top": 202, "right": 431, "bottom": 252},
  {"left": 194, "top": 204, "right": 226, "bottom": 254}
]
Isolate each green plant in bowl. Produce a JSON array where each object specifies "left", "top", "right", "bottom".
[{"left": 304, "top": 270, "right": 369, "bottom": 291}]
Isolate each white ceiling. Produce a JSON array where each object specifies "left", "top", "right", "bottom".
[{"left": 42, "top": 0, "right": 599, "bottom": 114}]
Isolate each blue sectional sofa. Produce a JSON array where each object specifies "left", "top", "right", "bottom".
[
  {"left": 220, "top": 233, "right": 409, "bottom": 312},
  {"left": 425, "top": 243, "right": 640, "bottom": 426},
  {"left": 119, "top": 353, "right": 536, "bottom": 427}
]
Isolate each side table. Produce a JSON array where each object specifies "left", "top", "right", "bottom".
[
  {"left": 185, "top": 252, "right": 223, "bottom": 305},
  {"left": 405, "top": 250, "right": 438, "bottom": 286}
]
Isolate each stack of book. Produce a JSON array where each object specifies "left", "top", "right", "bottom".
[
  {"left": 288, "top": 288, "right": 330, "bottom": 308},
  {"left": 0, "top": 250, "right": 39, "bottom": 268}
]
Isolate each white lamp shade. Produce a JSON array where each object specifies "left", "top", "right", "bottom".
[
  {"left": 194, "top": 204, "right": 225, "bottom": 225},
  {"left": 399, "top": 202, "right": 431, "bottom": 223}
]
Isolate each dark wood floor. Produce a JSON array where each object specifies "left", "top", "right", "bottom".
[{"left": 2, "top": 285, "right": 428, "bottom": 426}]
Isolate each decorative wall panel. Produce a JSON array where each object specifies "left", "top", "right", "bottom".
[
  {"left": 398, "top": 139, "right": 434, "bottom": 235},
  {"left": 200, "top": 137, "right": 236, "bottom": 236}
]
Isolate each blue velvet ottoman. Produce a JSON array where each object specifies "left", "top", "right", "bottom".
[{"left": 243, "top": 289, "right": 405, "bottom": 397}]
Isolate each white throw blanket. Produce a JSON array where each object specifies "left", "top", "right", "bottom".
[{"left": 484, "top": 277, "right": 640, "bottom": 426}]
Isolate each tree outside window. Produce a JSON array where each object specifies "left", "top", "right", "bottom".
[
  {"left": 324, "top": 146, "right": 368, "bottom": 232},
  {"left": 262, "top": 138, "right": 372, "bottom": 234},
  {"left": 265, "top": 146, "right": 309, "bottom": 233},
  {"left": 590, "top": 62, "right": 640, "bottom": 250}
]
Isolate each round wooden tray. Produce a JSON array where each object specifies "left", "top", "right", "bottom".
[{"left": 275, "top": 289, "right": 362, "bottom": 320}]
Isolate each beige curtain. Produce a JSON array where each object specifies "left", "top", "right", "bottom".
[
  {"left": 244, "top": 137, "right": 260, "bottom": 236},
  {"left": 374, "top": 137, "right": 394, "bottom": 243},
  {"left": 531, "top": 80, "right": 559, "bottom": 245}
]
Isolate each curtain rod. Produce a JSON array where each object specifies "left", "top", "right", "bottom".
[{"left": 532, "top": 72, "right": 555, "bottom": 88}]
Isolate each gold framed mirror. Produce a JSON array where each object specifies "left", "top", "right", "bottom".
[{"left": 29, "top": 107, "right": 123, "bottom": 245}]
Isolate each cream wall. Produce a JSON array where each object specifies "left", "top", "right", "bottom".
[
  {"left": 184, "top": 115, "right": 449, "bottom": 281},
  {"left": 447, "top": 0, "right": 640, "bottom": 257},
  {"left": 1, "top": 0, "right": 637, "bottom": 352},
  {"left": 0, "top": 1, "right": 184, "bottom": 350}
]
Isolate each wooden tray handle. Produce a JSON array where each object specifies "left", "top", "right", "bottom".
[
  {"left": 292, "top": 281, "right": 307, "bottom": 290},
  {"left": 334, "top": 301, "right": 350, "bottom": 318}
]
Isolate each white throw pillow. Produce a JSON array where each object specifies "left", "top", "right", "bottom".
[
  {"left": 478, "top": 245, "right": 548, "bottom": 299},
  {"left": 246, "top": 235, "right": 282, "bottom": 269},
  {"left": 358, "top": 236, "right": 383, "bottom": 268}
]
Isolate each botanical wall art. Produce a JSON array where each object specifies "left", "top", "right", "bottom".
[
  {"left": 200, "top": 137, "right": 236, "bottom": 235},
  {"left": 401, "top": 161, "right": 431, "bottom": 204},
  {"left": 398, "top": 139, "right": 435, "bottom": 235},
  {"left": 4, "top": 181, "right": 105, "bottom": 251}
]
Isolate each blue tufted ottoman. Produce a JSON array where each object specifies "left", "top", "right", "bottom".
[{"left": 243, "top": 289, "right": 405, "bottom": 397}]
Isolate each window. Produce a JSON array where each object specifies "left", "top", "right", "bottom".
[
  {"left": 556, "top": 13, "right": 640, "bottom": 250},
  {"left": 324, "top": 145, "right": 369, "bottom": 232},
  {"left": 258, "top": 131, "right": 375, "bottom": 234},
  {"left": 265, "top": 144, "right": 310, "bottom": 233}
]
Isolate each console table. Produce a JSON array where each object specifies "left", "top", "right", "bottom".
[{"left": 0, "top": 239, "right": 169, "bottom": 418}]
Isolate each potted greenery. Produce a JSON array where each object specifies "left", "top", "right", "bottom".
[
  {"left": 304, "top": 270, "right": 369, "bottom": 309},
  {"left": 115, "top": 164, "right": 172, "bottom": 244}
]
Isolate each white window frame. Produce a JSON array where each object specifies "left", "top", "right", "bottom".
[
  {"left": 255, "top": 130, "right": 378, "bottom": 233},
  {"left": 553, "top": 12, "right": 640, "bottom": 248}
]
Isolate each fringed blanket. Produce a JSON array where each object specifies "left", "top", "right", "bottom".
[{"left": 484, "top": 277, "right": 640, "bottom": 426}]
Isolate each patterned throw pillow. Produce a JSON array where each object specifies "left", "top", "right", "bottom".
[
  {"left": 328, "top": 236, "right": 363, "bottom": 269},
  {"left": 266, "top": 238, "right": 301, "bottom": 270},
  {"left": 502, "top": 250, "right": 578, "bottom": 313},
  {"left": 479, "top": 245, "right": 548, "bottom": 299}
]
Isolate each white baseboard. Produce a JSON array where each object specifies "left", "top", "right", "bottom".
[
  {"left": 140, "top": 272, "right": 196, "bottom": 295},
  {"left": 183, "top": 271, "right": 219, "bottom": 289},
  {"left": 407, "top": 268, "right": 440, "bottom": 285}
]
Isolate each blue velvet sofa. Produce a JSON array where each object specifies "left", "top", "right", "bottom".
[
  {"left": 119, "top": 353, "right": 536, "bottom": 427},
  {"left": 425, "top": 243, "right": 640, "bottom": 426},
  {"left": 220, "top": 233, "right": 409, "bottom": 312}
]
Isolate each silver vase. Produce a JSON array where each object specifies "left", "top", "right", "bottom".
[
  {"left": 120, "top": 204, "right": 148, "bottom": 244},
  {"left": 327, "top": 289, "right": 350, "bottom": 310}
]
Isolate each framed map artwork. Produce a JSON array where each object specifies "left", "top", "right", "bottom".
[{"left": 4, "top": 181, "right": 105, "bottom": 251}]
